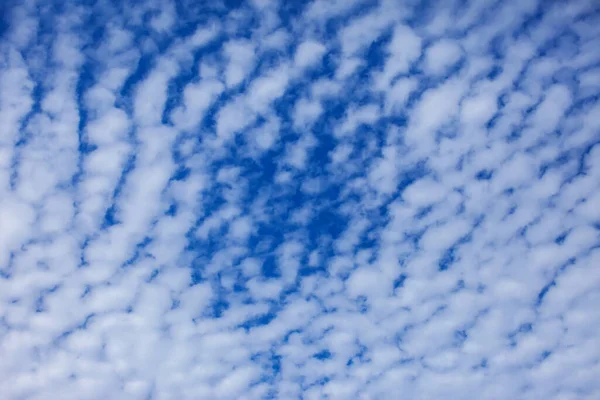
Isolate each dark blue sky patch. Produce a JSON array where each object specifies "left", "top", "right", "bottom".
[
  {"left": 313, "top": 349, "right": 332, "bottom": 360},
  {"left": 393, "top": 273, "right": 407, "bottom": 290}
]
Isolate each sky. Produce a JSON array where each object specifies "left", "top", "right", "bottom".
[{"left": 0, "top": 0, "right": 600, "bottom": 399}]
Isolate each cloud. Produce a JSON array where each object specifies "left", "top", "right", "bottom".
[
  {"left": 423, "top": 39, "right": 463, "bottom": 75},
  {"left": 1, "top": 0, "right": 600, "bottom": 399},
  {"left": 294, "top": 40, "right": 327, "bottom": 70},
  {"left": 374, "top": 24, "right": 422, "bottom": 90},
  {"left": 223, "top": 39, "right": 257, "bottom": 88}
]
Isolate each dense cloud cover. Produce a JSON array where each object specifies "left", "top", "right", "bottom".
[{"left": 1, "top": 0, "right": 600, "bottom": 398}]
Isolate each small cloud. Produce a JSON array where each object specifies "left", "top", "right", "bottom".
[
  {"left": 422, "top": 39, "right": 463, "bottom": 75},
  {"left": 294, "top": 40, "right": 327, "bottom": 70}
]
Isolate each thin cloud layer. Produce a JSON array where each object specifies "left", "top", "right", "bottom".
[{"left": 1, "top": 0, "right": 599, "bottom": 399}]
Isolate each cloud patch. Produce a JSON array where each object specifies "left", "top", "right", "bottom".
[{"left": 1, "top": 0, "right": 600, "bottom": 399}]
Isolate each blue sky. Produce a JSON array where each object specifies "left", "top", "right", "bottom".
[{"left": 1, "top": 0, "right": 600, "bottom": 398}]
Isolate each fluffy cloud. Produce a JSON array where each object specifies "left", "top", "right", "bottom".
[{"left": 1, "top": 0, "right": 599, "bottom": 399}]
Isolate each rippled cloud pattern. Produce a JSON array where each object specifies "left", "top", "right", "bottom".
[{"left": 1, "top": 0, "right": 600, "bottom": 399}]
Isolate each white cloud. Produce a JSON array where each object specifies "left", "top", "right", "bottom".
[
  {"left": 375, "top": 25, "right": 422, "bottom": 90},
  {"left": 189, "top": 24, "right": 221, "bottom": 48},
  {"left": 294, "top": 40, "right": 327, "bottom": 70},
  {"left": 336, "top": 103, "right": 380, "bottom": 137},
  {"left": 251, "top": 116, "right": 280, "bottom": 151},
  {"left": 329, "top": 142, "right": 353, "bottom": 164},
  {"left": 246, "top": 64, "right": 290, "bottom": 113},
  {"left": 402, "top": 177, "right": 448, "bottom": 207},
  {"left": 223, "top": 39, "right": 257, "bottom": 87},
  {"left": 229, "top": 216, "right": 254, "bottom": 242},
  {"left": 133, "top": 58, "right": 179, "bottom": 126},
  {"left": 293, "top": 97, "right": 323, "bottom": 129},
  {"left": 406, "top": 78, "right": 466, "bottom": 153},
  {"left": 150, "top": 4, "right": 175, "bottom": 34},
  {"left": 368, "top": 145, "right": 398, "bottom": 195},
  {"left": 277, "top": 240, "right": 304, "bottom": 284},
  {"left": 460, "top": 91, "right": 498, "bottom": 127},
  {"left": 423, "top": 39, "right": 463, "bottom": 75},
  {"left": 172, "top": 79, "right": 224, "bottom": 131},
  {"left": 384, "top": 77, "right": 418, "bottom": 114},
  {"left": 338, "top": 4, "right": 400, "bottom": 56},
  {"left": 0, "top": 199, "right": 35, "bottom": 268},
  {"left": 247, "top": 277, "right": 283, "bottom": 300},
  {"left": 1, "top": 0, "right": 600, "bottom": 399},
  {"left": 283, "top": 133, "right": 317, "bottom": 170},
  {"left": 216, "top": 97, "right": 254, "bottom": 142},
  {"left": 335, "top": 56, "right": 363, "bottom": 79}
]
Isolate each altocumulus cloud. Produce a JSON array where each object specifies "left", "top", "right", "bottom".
[{"left": 1, "top": 0, "right": 600, "bottom": 399}]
